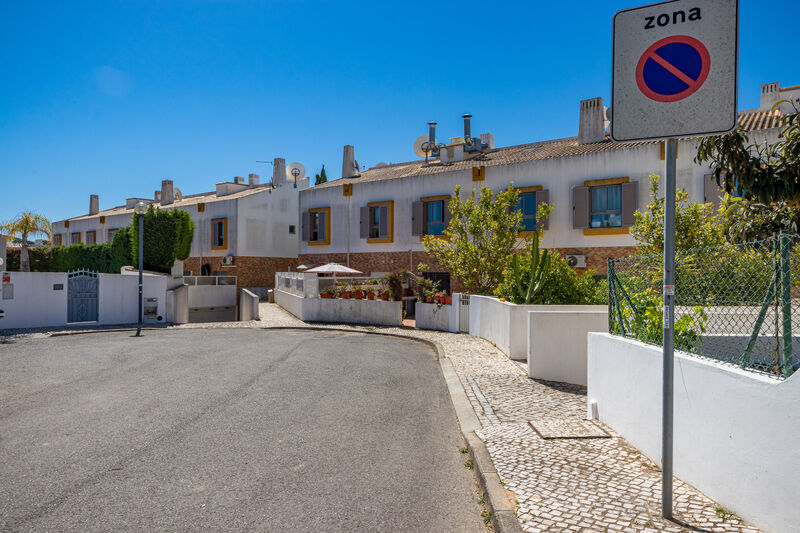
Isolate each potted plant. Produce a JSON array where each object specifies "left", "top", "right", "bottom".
[
  {"left": 366, "top": 287, "right": 376, "bottom": 300},
  {"left": 444, "top": 294, "right": 452, "bottom": 305},
  {"left": 321, "top": 286, "right": 337, "bottom": 299},
  {"left": 340, "top": 283, "right": 352, "bottom": 299},
  {"left": 353, "top": 285, "right": 364, "bottom": 299}
]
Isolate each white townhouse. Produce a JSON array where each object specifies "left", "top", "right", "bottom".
[
  {"left": 297, "top": 81, "right": 795, "bottom": 293},
  {"left": 51, "top": 159, "right": 308, "bottom": 293}
]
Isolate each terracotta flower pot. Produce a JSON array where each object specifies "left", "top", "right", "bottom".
[
  {"left": 425, "top": 296, "right": 432, "bottom": 303},
  {"left": 354, "top": 291, "right": 364, "bottom": 299},
  {"left": 366, "top": 292, "right": 375, "bottom": 300},
  {"left": 444, "top": 295, "right": 452, "bottom": 305},
  {"left": 380, "top": 292, "right": 389, "bottom": 301},
  {"left": 320, "top": 293, "right": 332, "bottom": 299},
  {"left": 341, "top": 291, "right": 351, "bottom": 299}
]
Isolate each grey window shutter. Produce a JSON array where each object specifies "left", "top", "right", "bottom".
[
  {"left": 536, "top": 189, "right": 549, "bottom": 230},
  {"left": 621, "top": 181, "right": 638, "bottom": 227},
  {"left": 412, "top": 201, "right": 424, "bottom": 236},
  {"left": 443, "top": 199, "right": 451, "bottom": 227},
  {"left": 319, "top": 210, "right": 327, "bottom": 241},
  {"left": 360, "top": 206, "right": 370, "bottom": 239},
  {"left": 573, "top": 186, "right": 590, "bottom": 229},
  {"left": 301, "top": 211, "right": 311, "bottom": 241},
  {"left": 704, "top": 174, "right": 722, "bottom": 208},
  {"left": 379, "top": 205, "right": 389, "bottom": 238}
]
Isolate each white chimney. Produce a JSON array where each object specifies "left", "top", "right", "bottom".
[
  {"left": 760, "top": 82, "right": 781, "bottom": 111},
  {"left": 161, "top": 179, "right": 174, "bottom": 205},
  {"left": 154, "top": 190, "right": 161, "bottom": 202},
  {"left": 89, "top": 194, "right": 99, "bottom": 215},
  {"left": 273, "top": 158, "right": 286, "bottom": 187},
  {"left": 480, "top": 132, "right": 495, "bottom": 150},
  {"left": 342, "top": 145, "right": 357, "bottom": 178},
  {"left": 578, "top": 97, "right": 606, "bottom": 145},
  {"left": 248, "top": 173, "right": 260, "bottom": 186}
]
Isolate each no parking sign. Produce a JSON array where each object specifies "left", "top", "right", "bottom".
[{"left": 612, "top": 0, "right": 738, "bottom": 141}]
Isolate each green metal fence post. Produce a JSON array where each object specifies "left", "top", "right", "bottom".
[{"left": 780, "top": 231, "right": 794, "bottom": 377}]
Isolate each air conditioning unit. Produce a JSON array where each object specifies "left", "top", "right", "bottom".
[
  {"left": 221, "top": 255, "right": 234, "bottom": 266},
  {"left": 565, "top": 254, "right": 586, "bottom": 268}
]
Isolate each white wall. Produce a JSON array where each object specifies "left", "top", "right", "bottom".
[
  {"left": 527, "top": 306, "right": 607, "bottom": 386},
  {"left": 239, "top": 289, "right": 259, "bottom": 321},
  {"left": 237, "top": 183, "right": 302, "bottom": 258},
  {"left": 97, "top": 273, "right": 167, "bottom": 325},
  {"left": 187, "top": 285, "right": 237, "bottom": 309},
  {"left": 415, "top": 302, "right": 452, "bottom": 331},
  {"left": 275, "top": 288, "right": 402, "bottom": 326},
  {"left": 0, "top": 272, "right": 68, "bottom": 329},
  {"left": 469, "top": 295, "right": 533, "bottom": 360},
  {"left": 0, "top": 271, "right": 168, "bottom": 330},
  {"left": 587, "top": 333, "right": 800, "bottom": 533}
]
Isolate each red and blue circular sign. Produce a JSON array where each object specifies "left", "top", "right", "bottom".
[{"left": 636, "top": 35, "right": 710, "bottom": 103}]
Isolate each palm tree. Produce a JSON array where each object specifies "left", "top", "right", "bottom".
[{"left": 1, "top": 211, "right": 52, "bottom": 272}]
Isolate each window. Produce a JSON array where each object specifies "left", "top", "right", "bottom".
[
  {"left": 361, "top": 201, "right": 393, "bottom": 243},
  {"left": 516, "top": 192, "right": 538, "bottom": 232},
  {"left": 310, "top": 212, "right": 325, "bottom": 241},
  {"left": 71, "top": 232, "right": 81, "bottom": 245},
  {"left": 107, "top": 228, "right": 118, "bottom": 241},
  {"left": 211, "top": 218, "right": 227, "bottom": 250},
  {"left": 573, "top": 178, "right": 637, "bottom": 233},
  {"left": 289, "top": 225, "right": 296, "bottom": 235},
  {"left": 53, "top": 234, "right": 62, "bottom": 247},
  {"left": 86, "top": 231, "right": 96, "bottom": 245},
  {"left": 303, "top": 207, "right": 330, "bottom": 245},
  {"left": 590, "top": 184, "right": 622, "bottom": 228},
  {"left": 425, "top": 200, "right": 445, "bottom": 236}
]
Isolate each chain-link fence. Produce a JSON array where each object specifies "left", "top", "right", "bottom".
[{"left": 608, "top": 232, "right": 800, "bottom": 377}]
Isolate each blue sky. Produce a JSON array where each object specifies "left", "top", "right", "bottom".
[{"left": 1, "top": 0, "right": 798, "bottom": 222}]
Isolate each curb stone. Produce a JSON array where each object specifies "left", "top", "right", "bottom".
[{"left": 438, "top": 356, "right": 524, "bottom": 533}]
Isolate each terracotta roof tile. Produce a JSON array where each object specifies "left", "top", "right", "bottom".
[{"left": 311, "top": 110, "right": 790, "bottom": 190}]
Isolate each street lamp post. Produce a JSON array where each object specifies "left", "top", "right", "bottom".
[{"left": 134, "top": 202, "right": 147, "bottom": 333}]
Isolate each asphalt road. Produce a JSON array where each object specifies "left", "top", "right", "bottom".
[{"left": 0, "top": 329, "right": 485, "bottom": 532}]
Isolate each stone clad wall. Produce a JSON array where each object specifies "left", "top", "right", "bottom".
[{"left": 183, "top": 256, "right": 296, "bottom": 290}]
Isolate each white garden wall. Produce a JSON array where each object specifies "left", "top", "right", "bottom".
[
  {"left": 275, "top": 289, "right": 402, "bottom": 326},
  {"left": 0, "top": 271, "right": 168, "bottom": 330},
  {"left": 415, "top": 302, "right": 452, "bottom": 331},
  {"left": 587, "top": 333, "right": 800, "bottom": 533},
  {"left": 527, "top": 306, "right": 607, "bottom": 385}
]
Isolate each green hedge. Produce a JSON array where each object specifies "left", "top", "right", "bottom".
[
  {"left": 6, "top": 208, "right": 193, "bottom": 274},
  {"left": 131, "top": 207, "right": 195, "bottom": 272},
  {"left": 49, "top": 227, "right": 133, "bottom": 273}
]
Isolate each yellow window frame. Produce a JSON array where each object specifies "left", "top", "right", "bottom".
[
  {"left": 308, "top": 207, "right": 331, "bottom": 246},
  {"left": 53, "top": 234, "right": 62, "bottom": 246},
  {"left": 211, "top": 218, "right": 228, "bottom": 250},
  {"left": 418, "top": 194, "right": 452, "bottom": 241},
  {"left": 86, "top": 230, "right": 96, "bottom": 245},
  {"left": 514, "top": 186, "right": 544, "bottom": 238},
  {"left": 366, "top": 201, "right": 394, "bottom": 244}
]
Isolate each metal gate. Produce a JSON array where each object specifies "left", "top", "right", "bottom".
[
  {"left": 68, "top": 270, "right": 99, "bottom": 323},
  {"left": 459, "top": 294, "right": 470, "bottom": 332}
]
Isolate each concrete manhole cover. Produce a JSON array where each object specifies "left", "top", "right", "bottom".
[{"left": 528, "top": 417, "right": 610, "bottom": 439}]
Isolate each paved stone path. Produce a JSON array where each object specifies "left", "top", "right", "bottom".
[{"left": 228, "top": 304, "right": 761, "bottom": 533}]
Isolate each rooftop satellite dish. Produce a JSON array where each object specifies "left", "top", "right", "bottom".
[
  {"left": 174, "top": 188, "right": 183, "bottom": 201},
  {"left": 413, "top": 134, "right": 435, "bottom": 158},
  {"left": 286, "top": 162, "right": 305, "bottom": 181},
  {"left": 374, "top": 162, "right": 389, "bottom": 168}
]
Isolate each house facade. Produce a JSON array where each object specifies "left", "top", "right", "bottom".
[
  {"left": 51, "top": 159, "right": 308, "bottom": 293},
  {"left": 297, "top": 82, "right": 789, "bottom": 292}
]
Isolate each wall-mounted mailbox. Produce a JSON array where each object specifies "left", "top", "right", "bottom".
[{"left": 53, "top": 284, "right": 64, "bottom": 291}]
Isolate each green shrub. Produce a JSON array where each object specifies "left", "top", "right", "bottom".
[
  {"left": 131, "top": 207, "right": 195, "bottom": 272},
  {"left": 496, "top": 250, "right": 605, "bottom": 305}
]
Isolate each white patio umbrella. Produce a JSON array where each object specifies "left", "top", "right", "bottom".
[
  {"left": 296, "top": 264, "right": 311, "bottom": 270},
  {"left": 304, "top": 262, "right": 363, "bottom": 286}
]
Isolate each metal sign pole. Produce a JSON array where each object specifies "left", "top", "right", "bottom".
[{"left": 662, "top": 137, "right": 677, "bottom": 518}]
